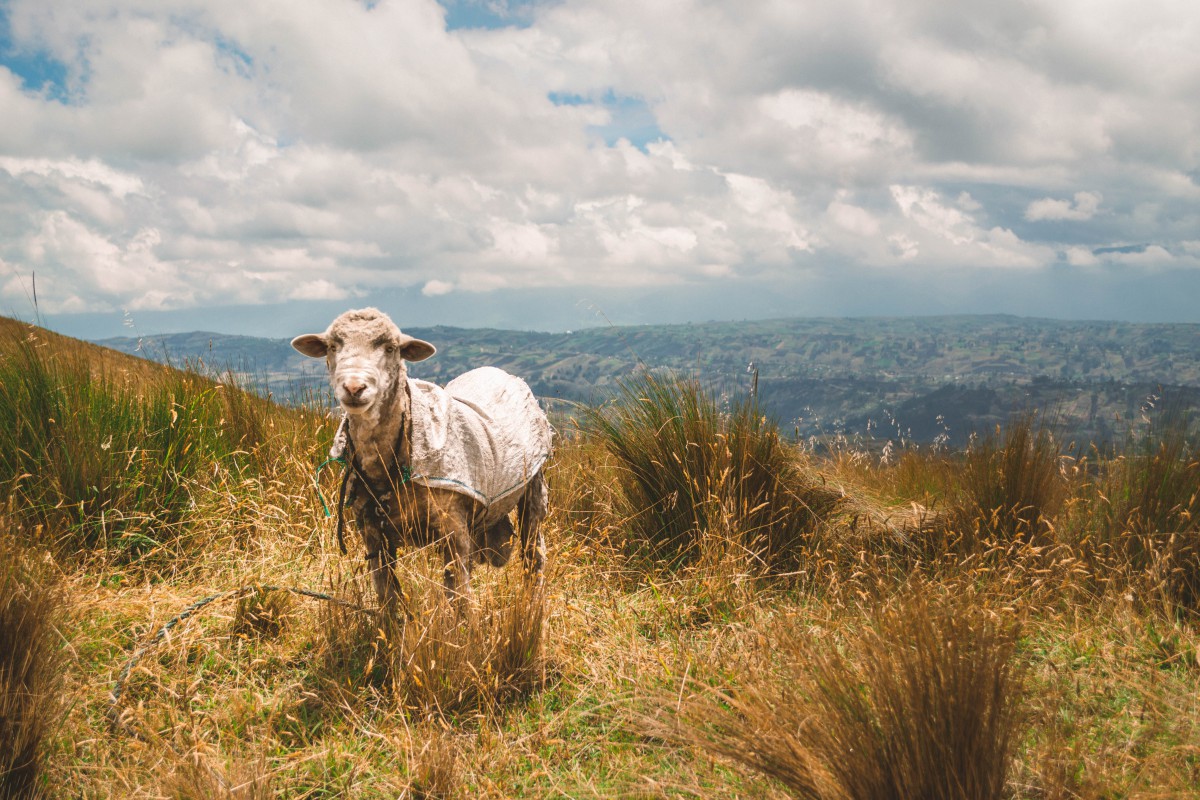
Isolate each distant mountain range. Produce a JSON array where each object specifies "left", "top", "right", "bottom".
[{"left": 96, "top": 315, "right": 1200, "bottom": 450}]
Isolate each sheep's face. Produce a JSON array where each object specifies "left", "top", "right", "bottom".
[{"left": 291, "top": 308, "right": 435, "bottom": 416}]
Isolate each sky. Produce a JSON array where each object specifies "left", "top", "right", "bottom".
[{"left": 1, "top": 0, "right": 1198, "bottom": 339}]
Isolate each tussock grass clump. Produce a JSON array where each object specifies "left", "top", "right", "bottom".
[
  {"left": 162, "top": 753, "right": 273, "bottom": 800},
  {"left": 955, "top": 413, "right": 1065, "bottom": 549},
  {"left": 547, "top": 421, "right": 625, "bottom": 550},
  {"left": 857, "top": 448, "right": 958, "bottom": 509},
  {"left": 406, "top": 726, "right": 462, "bottom": 799},
  {"left": 0, "top": 331, "right": 281, "bottom": 558},
  {"left": 309, "top": 576, "right": 389, "bottom": 702},
  {"left": 1092, "top": 415, "right": 1200, "bottom": 611},
  {"left": 593, "top": 371, "right": 842, "bottom": 572},
  {"left": 217, "top": 370, "right": 273, "bottom": 454},
  {"left": 652, "top": 586, "right": 1024, "bottom": 800},
  {"left": 309, "top": 570, "right": 547, "bottom": 719},
  {"left": 0, "top": 534, "right": 67, "bottom": 800},
  {"left": 391, "top": 575, "right": 547, "bottom": 717}
]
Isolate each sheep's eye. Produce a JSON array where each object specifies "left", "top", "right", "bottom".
[
  {"left": 383, "top": 343, "right": 396, "bottom": 354},
  {"left": 327, "top": 343, "right": 339, "bottom": 353}
]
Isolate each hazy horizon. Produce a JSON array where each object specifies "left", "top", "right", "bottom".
[{"left": 12, "top": 267, "right": 1200, "bottom": 343}]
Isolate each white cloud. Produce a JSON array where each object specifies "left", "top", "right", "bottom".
[
  {"left": 288, "top": 279, "right": 349, "bottom": 302},
  {"left": 725, "top": 174, "right": 811, "bottom": 255},
  {"left": 890, "top": 185, "right": 1053, "bottom": 268},
  {"left": 827, "top": 195, "right": 881, "bottom": 237},
  {"left": 488, "top": 220, "right": 553, "bottom": 263},
  {"left": 753, "top": 89, "right": 914, "bottom": 179},
  {"left": 956, "top": 192, "right": 982, "bottom": 212},
  {"left": 422, "top": 279, "right": 456, "bottom": 296},
  {"left": 888, "top": 233, "right": 920, "bottom": 261},
  {"left": 891, "top": 186, "right": 978, "bottom": 246},
  {"left": 19, "top": 211, "right": 183, "bottom": 312},
  {"left": 0, "top": 0, "right": 1197, "bottom": 323},
  {"left": 1025, "top": 191, "right": 1103, "bottom": 221},
  {"left": 1065, "top": 246, "right": 1099, "bottom": 266},
  {"left": 0, "top": 157, "right": 144, "bottom": 197},
  {"left": 1102, "top": 244, "right": 1174, "bottom": 266}
]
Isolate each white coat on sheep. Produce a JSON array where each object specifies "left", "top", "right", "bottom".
[{"left": 292, "top": 308, "right": 551, "bottom": 608}]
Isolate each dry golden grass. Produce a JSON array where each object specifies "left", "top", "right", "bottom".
[
  {"left": 4, "top": 317, "right": 1200, "bottom": 798},
  {"left": 0, "top": 530, "right": 68, "bottom": 799},
  {"left": 642, "top": 583, "right": 1024, "bottom": 800}
]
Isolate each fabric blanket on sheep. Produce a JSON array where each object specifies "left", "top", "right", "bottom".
[{"left": 405, "top": 367, "right": 551, "bottom": 508}]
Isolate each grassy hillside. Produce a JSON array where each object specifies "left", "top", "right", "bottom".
[
  {"left": 98, "top": 314, "right": 1200, "bottom": 448},
  {"left": 6, "top": 315, "right": 1200, "bottom": 797}
]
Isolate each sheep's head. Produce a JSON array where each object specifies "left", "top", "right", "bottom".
[{"left": 291, "top": 308, "right": 435, "bottom": 416}]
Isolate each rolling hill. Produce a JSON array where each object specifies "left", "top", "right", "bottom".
[{"left": 97, "top": 314, "right": 1200, "bottom": 448}]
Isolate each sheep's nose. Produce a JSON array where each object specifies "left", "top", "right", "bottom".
[{"left": 343, "top": 379, "right": 367, "bottom": 398}]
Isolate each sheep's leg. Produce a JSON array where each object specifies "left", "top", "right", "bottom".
[
  {"left": 380, "top": 522, "right": 406, "bottom": 612},
  {"left": 517, "top": 471, "right": 548, "bottom": 580},
  {"left": 436, "top": 505, "right": 474, "bottom": 605},
  {"left": 361, "top": 521, "right": 402, "bottom": 610},
  {"left": 483, "top": 515, "right": 515, "bottom": 567},
  {"left": 442, "top": 530, "right": 473, "bottom": 605}
]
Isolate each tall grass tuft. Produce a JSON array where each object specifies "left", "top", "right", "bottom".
[
  {"left": 547, "top": 421, "right": 625, "bottom": 551},
  {"left": 309, "top": 570, "right": 546, "bottom": 719},
  {"left": 652, "top": 586, "right": 1024, "bottom": 800},
  {"left": 0, "top": 534, "right": 67, "bottom": 800},
  {"left": 956, "top": 412, "right": 1065, "bottom": 549},
  {"left": 391, "top": 574, "right": 547, "bottom": 717},
  {"left": 309, "top": 574, "right": 389, "bottom": 703},
  {"left": 406, "top": 726, "right": 461, "bottom": 799},
  {"left": 162, "top": 753, "right": 273, "bottom": 800},
  {"left": 0, "top": 332, "right": 274, "bottom": 557},
  {"left": 592, "top": 371, "right": 841, "bottom": 572},
  {"left": 1093, "top": 413, "right": 1200, "bottom": 611}
]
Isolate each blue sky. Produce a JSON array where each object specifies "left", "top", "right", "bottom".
[
  {"left": 0, "top": 16, "right": 68, "bottom": 101},
  {"left": 440, "top": 0, "right": 543, "bottom": 30},
  {"left": 549, "top": 90, "right": 666, "bottom": 150},
  {"left": 1, "top": 0, "right": 1198, "bottom": 338}
]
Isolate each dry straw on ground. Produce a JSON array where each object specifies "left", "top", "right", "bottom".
[
  {"left": 644, "top": 584, "right": 1024, "bottom": 800},
  {"left": 0, "top": 532, "right": 67, "bottom": 800},
  {"left": 3, "top": 319, "right": 1200, "bottom": 797}
]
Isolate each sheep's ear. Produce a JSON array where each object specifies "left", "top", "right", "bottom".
[
  {"left": 399, "top": 337, "right": 436, "bottom": 362},
  {"left": 291, "top": 334, "right": 328, "bottom": 358}
]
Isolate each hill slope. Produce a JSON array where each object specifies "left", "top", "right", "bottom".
[{"left": 5, "top": 314, "right": 1200, "bottom": 797}]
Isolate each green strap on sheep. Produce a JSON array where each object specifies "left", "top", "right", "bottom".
[
  {"left": 313, "top": 456, "right": 412, "bottom": 518},
  {"left": 314, "top": 455, "right": 346, "bottom": 517}
]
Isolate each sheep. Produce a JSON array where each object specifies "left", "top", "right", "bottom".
[{"left": 292, "top": 308, "right": 552, "bottom": 609}]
